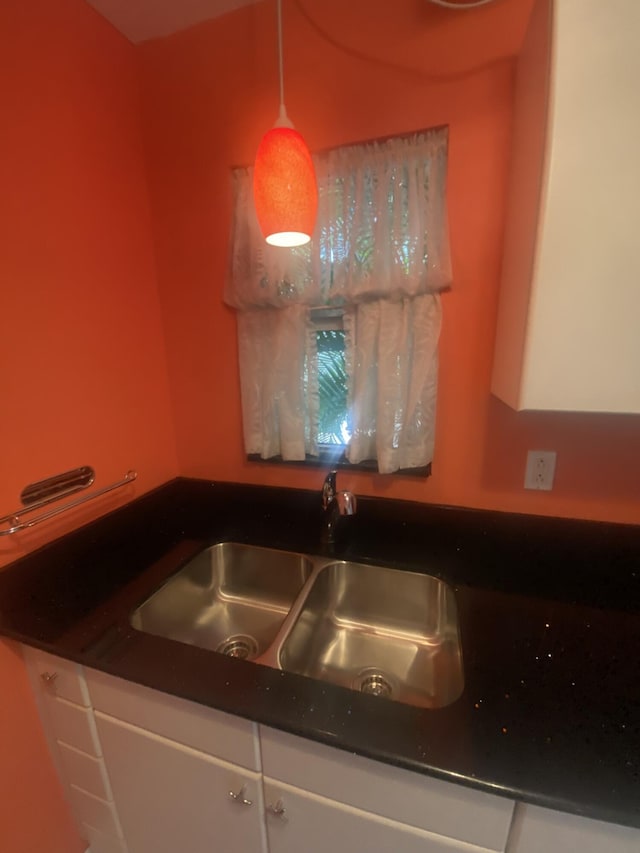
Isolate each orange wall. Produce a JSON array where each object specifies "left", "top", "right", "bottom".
[
  {"left": 0, "top": 0, "right": 178, "bottom": 570},
  {"left": 139, "top": 0, "right": 640, "bottom": 525},
  {"left": 0, "top": 0, "right": 178, "bottom": 849},
  {"left": 0, "top": 0, "right": 177, "bottom": 565}
]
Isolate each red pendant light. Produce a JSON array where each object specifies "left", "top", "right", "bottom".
[{"left": 253, "top": 0, "right": 318, "bottom": 248}]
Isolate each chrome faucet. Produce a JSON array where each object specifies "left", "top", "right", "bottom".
[{"left": 321, "top": 470, "right": 357, "bottom": 547}]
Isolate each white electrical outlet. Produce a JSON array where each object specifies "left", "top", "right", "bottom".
[{"left": 524, "top": 450, "right": 557, "bottom": 491}]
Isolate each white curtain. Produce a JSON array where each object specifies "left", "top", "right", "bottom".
[
  {"left": 225, "top": 128, "right": 451, "bottom": 473},
  {"left": 236, "top": 306, "right": 318, "bottom": 461},
  {"left": 345, "top": 294, "right": 442, "bottom": 474}
]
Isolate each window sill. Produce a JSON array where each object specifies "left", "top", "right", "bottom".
[{"left": 247, "top": 450, "right": 431, "bottom": 479}]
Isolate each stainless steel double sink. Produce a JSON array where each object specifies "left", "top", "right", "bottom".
[{"left": 130, "top": 543, "right": 464, "bottom": 710}]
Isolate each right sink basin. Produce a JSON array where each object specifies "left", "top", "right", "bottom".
[{"left": 279, "top": 560, "right": 464, "bottom": 709}]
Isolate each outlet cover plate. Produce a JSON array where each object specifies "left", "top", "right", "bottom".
[{"left": 524, "top": 450, "right": 557, "bottom": 491}]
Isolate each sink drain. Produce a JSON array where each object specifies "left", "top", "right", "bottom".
[
  {"left": 353, "top": 669, "right": 393, "bottom": 699},
  {"left": 216, "top": 635, "right": 259, "bottom": 660}
]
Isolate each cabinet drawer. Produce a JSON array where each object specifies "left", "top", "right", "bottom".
[
  {"left": 85, "top": 667, "right": 259, "bottom": 770},
  {"left": 47, "top": 695, "right": 102, "bottom": 756},
  {"left": 510, "top": 804, "right": 640, "bottom": 853},
  {"left": 264, "top": 777, "right": 491, "bottom": 853},
  {"left": 68, "top": 785, "right": 121, "bottom": 839},
  {"left": 58, "top": 743, "right": 111, "bottom": 800},
  {"left": 80, "top": 824, "right": 126, "bottom": 853},
  {"left": 260, "top": 726, "right": 514, "bottom": 851},
  {"left": 22, "top": 646, "right": 90, "bottom": 706}
]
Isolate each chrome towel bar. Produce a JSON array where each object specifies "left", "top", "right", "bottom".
[{"left": 0, "top": 470, "right": 137, "bottom": 537}]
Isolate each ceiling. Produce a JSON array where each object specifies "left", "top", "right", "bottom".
[
  {"left": 84, "top": 0, "right": 524, "bottom": 45},
  {"left": 84, "top": 0, "right": 261, "bottom": 43}
]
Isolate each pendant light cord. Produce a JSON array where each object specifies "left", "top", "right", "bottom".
[{"left": 276, "top": 0, "right": 290, "bottom": 124}]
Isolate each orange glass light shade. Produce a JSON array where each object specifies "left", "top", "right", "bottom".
[{"left": 253, "top": 126, "right": 318, "bottom": 247}]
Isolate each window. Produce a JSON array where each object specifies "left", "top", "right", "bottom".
[
  {"left": 316, "top": 330, "right": 349, "bottom": 446},
  {"left": 313, "top": 310, "right": 351, "bottom": 451},
  {"left": 226, "top": 128, "right": 451, "bottom": 474}
]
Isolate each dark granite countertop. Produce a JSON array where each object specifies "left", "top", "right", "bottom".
[{"left": 1, "top": 478, "right": 639, "bottom": 829}]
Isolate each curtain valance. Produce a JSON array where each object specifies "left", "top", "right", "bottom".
[{"left": 225, "top": 128, "right": 451, "bottom": 311}]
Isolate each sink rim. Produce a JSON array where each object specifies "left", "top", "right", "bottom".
[{"left": 129, "top": 543, "right": 464, "bottom": 710}]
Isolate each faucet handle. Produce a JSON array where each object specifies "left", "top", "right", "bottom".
[
  {"left": 322, "top": 471, "right": 337, "bottom": 510},
  {"left": 335, "top": 491, "right": 357, "bottom": 516}
]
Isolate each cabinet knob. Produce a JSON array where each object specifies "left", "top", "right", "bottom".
[
  {"left": 40, "top": 671, "right": 59, "bottom": 690},
  {"left": 267, "top": 799, "right": 287, "bottom": 821},
  {"left": 228, "top": 785, "right": 253, "bottom": 807}
]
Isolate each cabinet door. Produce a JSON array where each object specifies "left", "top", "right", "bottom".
[
  {"left": 96, "top": 712, "right": 267, "bottom": 853},
  {"left": 492, "top": 0, "right": 640, "bottom": 413},
  {"left": 261, "top": 725, "right": 513, "bottom": 850},
  {"left": 264, "top": 778, "right": 481, "bottom": 853},
  {"left": 508, "top": 804, "right": 640, "bottom": 853}
]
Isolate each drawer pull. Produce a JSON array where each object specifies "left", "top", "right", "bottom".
[
  {"left": 40, "top": 671, "right": 59, "bottom": 690},
  {"left": 267, "top": 799, "right": 287, "bottom": 821},
  {"left": 228, "top": 785, "right": 252, "bottom": 807}
]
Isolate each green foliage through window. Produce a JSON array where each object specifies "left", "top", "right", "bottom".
[{"left": 316, "top": 330, "right": 351, "bottom": 446}]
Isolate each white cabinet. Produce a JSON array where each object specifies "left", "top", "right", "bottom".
[
  {"left": 21, "top": 646, "right": 127, "bottom": 853},
  {"left": 507, "top": 804, "right": 640, "bottom": 853},
  {"left": 263, "top": 778, "right": 484, "bottom": 853},
  {"left": 83, "top": 667, "right": 513, "bottom": 853},
  {"left": 84, "top": 667, "right": 266, "bottom": 853},
  {"left": 260, "top": 726, "right": 515, "bottom": 853},
  {"left": 492, "top": 0, "right": 640, "bottom": 413},
  {"left": 22, "top": 647, "right": 640, "bottom": 853},
  {"left": 95, "top": 712, "right": 267, "bottom": 853}
]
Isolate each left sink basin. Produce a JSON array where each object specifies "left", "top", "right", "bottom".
[{"left": 130, "top": 542, "right": 313, "bottom": 660}]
